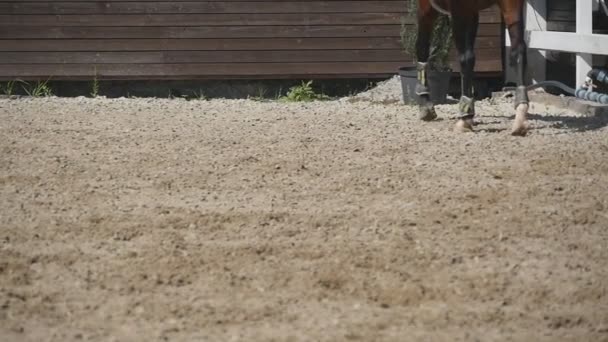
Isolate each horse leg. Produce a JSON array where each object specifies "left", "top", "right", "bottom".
[
  {"left": 500, "top": 0, "right": 529, "bottom": 135},
  {"left": 451, "top": 14, "right": 479, "bottom": 132},
  {"left": 415, "top": 1, "right": 438, "bottom": 121}
]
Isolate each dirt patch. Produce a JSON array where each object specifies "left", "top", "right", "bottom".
[{"left": 1, "top": 93, "right": 607, "bottom": 341}]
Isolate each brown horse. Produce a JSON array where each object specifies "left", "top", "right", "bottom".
[{"left": 416, "top": 0, "right": 529, "bottom": 135}]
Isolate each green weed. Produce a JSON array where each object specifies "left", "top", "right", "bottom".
[
  {"left": 19, "top": 79, "right": 53, "bottom": 97},
  {"left": 91, "top": 67, "right": 99, "bottom": 98},
  {"left": 192, "top": 88, "right": 207, "bottom": 100},
  {"left": 0, "top": 80, "right": 16, "bottom": 96},
  {"left": 281, "top": 80, "right": 330, "bottom": 102}
]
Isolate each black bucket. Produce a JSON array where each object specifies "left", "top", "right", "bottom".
[{"left": 399, "top": 66, "right": 452, "bottom": 105}]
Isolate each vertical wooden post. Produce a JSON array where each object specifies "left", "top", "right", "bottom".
[
  {"left": 525, "top": 0, "right": 547, "bottom": 84},
  {"left": 576, "top": 0, "right": 593, "bottom": 87}
]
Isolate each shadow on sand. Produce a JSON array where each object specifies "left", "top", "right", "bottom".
[
  {"left": 526, "top": 112, "right": 608, "bottom": 132},
  {"left": 480, "top": 110, "right": 608, "bottom": 133}
]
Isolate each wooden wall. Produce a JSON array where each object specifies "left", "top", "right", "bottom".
[
  {"left": 547, "top": 0, "right": 608, "bottom": 33},
  {"left": 547, "top": 1, "right": 575, "bottom": 32},
  {"left": 0, "top": 0, "right": 503, "bottom": 80}
]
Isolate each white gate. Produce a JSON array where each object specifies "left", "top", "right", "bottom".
[{"left": 506, "top": 0, "right": 608, "bottom": 87}]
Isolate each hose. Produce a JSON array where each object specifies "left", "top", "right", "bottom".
[
  {"left": 588, "top": 69, "right": 608, "bottom": 85},
  {"left": 575, "top": 88, "right": 608, "bottom": 104},
  {"left": 503, "top": 80, "right": 576, "bottom": 95},
  {"left": 503, "top": 80, "right": 608, "bottom": 104}
]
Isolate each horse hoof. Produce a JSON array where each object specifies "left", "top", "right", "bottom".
[
  {"left": 454, "top": 118, "right": 474, "bottom": 133},
  {"left": 418, "top": 106, "right": 437, "bottom": 121},
  {"left": 511, "top": 104, "right": 529, "bottom": 136},
  {"left": 511, "top": 120, "right": 529, "bottom": 136}
]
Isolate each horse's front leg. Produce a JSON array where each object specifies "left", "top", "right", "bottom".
[
  {"left": 508, "top": 23, "right": 530, "bottom": 136},
  {"left": 415, "top": 2, "right": 438, "bottom": 121},
  {"left": 451, "top": 14, "right": 479, "bottom": 132},
  {"left": 500, "top": 0, "right": 529, "bottom": 135}
]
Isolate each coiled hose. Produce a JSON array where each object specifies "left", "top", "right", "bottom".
[
  {"left": 588, "top": 68, "right": 608, "bottom": 85},
  {"left": 575, "top": 88, "right": 608, "bottom": 104},
  {"left": 503, "top": 79, "right": 608, "bottom": 105}
]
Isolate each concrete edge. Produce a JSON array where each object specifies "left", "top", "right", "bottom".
[{"left": 492, "top": 91, "right": 608, "bottom": 117}]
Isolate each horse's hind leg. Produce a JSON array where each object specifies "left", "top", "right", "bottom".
[
  {"left": 415, "top": 1, "right": 438, "bottom": 121},
  {"left": 500, "top": 0, "right": 529, "bottom": 135},
  {"left": 451, "top": 13, "right": 479, "bottom": 132}
]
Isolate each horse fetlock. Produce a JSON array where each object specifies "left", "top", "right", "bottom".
[
  {"left": 415, "top": 62, "right": 431, "bottom": 97},
  {"left": 509, "top": 45, "right": 525, "bottom": 66},
  {"left": 514, "top": 85, "right": 529, "bottom": 108},
  {"left": 418, "top": 103, "right": 437, "bottom": 121},
  {"left": 416, "top": 62, "right": 429, "bottom": 72},
  {"left": 459, "top": 51, "right": 476, "bottom": 68},
  {"left": 416, "top": 62, "right": 429, "bottom": 87},
  {"left": 458, "top": 96, "right": 475, "bottom": 118},
  {"left": 454, "top": 118, "right": 474, "bottom": 133},
  {"left": 511, "top": 103, "right": 529, "bottom": 136},
  {"left": 415, "top": 83, "right": 430, "bottom": 96}
]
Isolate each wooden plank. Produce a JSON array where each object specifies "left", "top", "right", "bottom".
[
  {"left": 547, "top": 21, "right": 575, "bottom": 32},
  {"left": 0, "top": 60, "right": 503, "bottom": 79},
  {"left": 0, "top": 48, "right": 499, "bottom": 64},
  {"left": 0, "top": 24, "right": 501, "bottom": 39},
  {"left": 1, "top": 0, "right": 409, "bottom": 2},
  {"left": 0, "top": 1, "right": 407, "bottom": 14},
  {"left": 0, "top": 38, "right": 403, "bottom": 51},
  {"left": 0, "top": 12, "right": 502, "bottom": 27},
  {"left": 0, "top": 62, "right": 414, "bottom": 78},
  {"left": 547, "top": 1, "right": 575, "bottom": 11},
  {"left": 0, "top": 13, "right": 402, "bottom": 26},
  {"left": 527, "top": 31, "right": 608, "bottom": 55},
  {"left": 0, "top": 72, "right": 503, "bottom": 81},
  {"left": 0, "top": 50, "right": 409, "bottom": 64},
  {"left": 547, "top": 10, "right": 574, "bottom": 22},
  {"left": 0, "top": 25, "right": 402, "bottom": 39},
  {"left": 0, "top": 36, "right": 500, "bottom": 52}
]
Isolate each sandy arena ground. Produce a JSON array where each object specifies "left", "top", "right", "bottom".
[{"left": 1, "top": 83, "right": 608, "bottom": 341}]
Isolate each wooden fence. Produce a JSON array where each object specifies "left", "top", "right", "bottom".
[{"left": 0, "top": 0, "right": 503, "bottom": 80}]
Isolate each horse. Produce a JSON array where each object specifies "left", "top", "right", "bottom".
[{"left": 415, "top": 0, "right": 529, "bottom": 135}]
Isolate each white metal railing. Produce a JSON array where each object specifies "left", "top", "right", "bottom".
[{"left": 506, "top": 0, "right": 608, "bottom": 87}]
